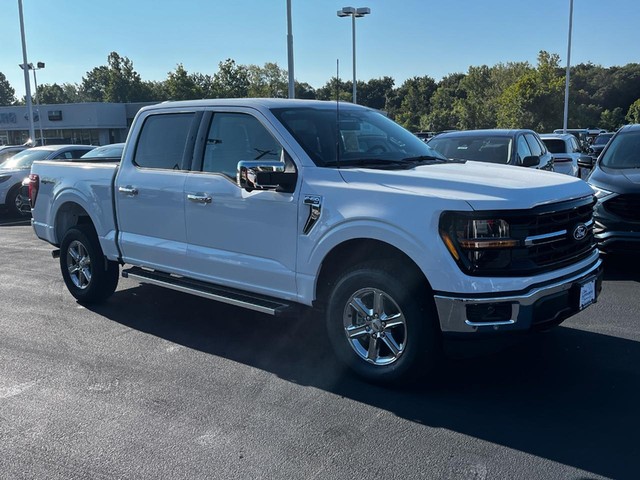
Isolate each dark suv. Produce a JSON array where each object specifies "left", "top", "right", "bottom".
[
  {"left": 581, "top": 124, "right": 640, "bottom": 254},
  {"left": 428, "top": 129, "right": 553, "bottom": 170}
]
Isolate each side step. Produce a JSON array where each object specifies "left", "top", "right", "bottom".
[{"left": 122, "top": 266, "right": 299, "bottom": 317}]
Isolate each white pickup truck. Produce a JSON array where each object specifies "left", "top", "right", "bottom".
[{"left": 28, "top": 99, "right": 602, "bottom": 385}]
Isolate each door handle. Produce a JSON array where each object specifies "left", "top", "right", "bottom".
[
  {"left": 118, "top": 186, "right": 138, "bottom": 196},
  {"left": 187, "top": 194, "right": 212, "bottom": 204}
]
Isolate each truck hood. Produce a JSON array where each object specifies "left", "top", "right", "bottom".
[{"left": 339, "top": 161, "right": 593, "bottom": 210}]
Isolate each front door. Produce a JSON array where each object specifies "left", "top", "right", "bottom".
[{"left": 183, "top": 110, "right": 299, "bottom": 300}]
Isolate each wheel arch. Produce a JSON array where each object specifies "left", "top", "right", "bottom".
[{"left": 53, "top": 201, "right": 96, "bottom": 245}]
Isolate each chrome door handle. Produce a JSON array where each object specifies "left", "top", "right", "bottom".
[
  {"left": 187, "top": 194, "right": 212, "bottom": 204},
  {"left": 118, "top": 186, "right": 138, "bottom": 196}
]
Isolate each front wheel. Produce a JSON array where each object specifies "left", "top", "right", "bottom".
[
  {"left": 325, "top": 264, "right": 441, "bottom": 385},
  {"left": 60, "top": 225, "right": 119, "bottom": 304}
]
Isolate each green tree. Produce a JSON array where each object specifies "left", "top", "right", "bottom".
[
  {"left": 0, "top": 72, "right": 16, "bottom": 105},
  {"left": 497, "top": 51, "right": 564, "bottom": 131},
  {"left": 164, "top": 64, "right": 203, "bottom": 100},
  {"left": 626, "top": 98, "right": 640, "bottom": 124},
  {"left": 316, "top": 77, "right": 352, "bottom": 102},
  {"left": 600, "top": 107, "right": 626, "bottom": 131},
  {"left": 392, "top": 76, "right": 437, "bottom": 131},
  {"left": 424, "top": 73, "right": 466, "bottom": 131},
  {"left": 212, "top": 59, "right": 249, "bottom": 98},
  {"left": 294, "top": 81, "right": 316, "bottom": 99},
  {"left": 37, "top": 83, "right": 85, "bottom": 104},
  {"left": 358, "top": 77, "right": 395, "bottom": 111},
  {"left": 247, "top": 62, "right": 288, "bottom": 98},
  {"left": 80, "top": 52, "right": 147, "bottom": 103}
]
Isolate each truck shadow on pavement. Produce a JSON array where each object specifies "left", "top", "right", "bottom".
[{"left": 87, "top": 260, "right": 640, "bottom": 480}]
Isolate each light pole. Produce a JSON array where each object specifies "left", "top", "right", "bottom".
[
  {"left": 286, "top": 0, "right": 295, "bottom": 98},
  {"left": 562, "top": 0, "right": 574, "bottom": 133},
  {"left": 17, "top": 0, "right": 36, "bottom": 145},
  {"left": 20, "top": 61, "right": 45, "bottom": 145},
  {"left": 337, "top": 6, "right": 370, "bottom": 104}
]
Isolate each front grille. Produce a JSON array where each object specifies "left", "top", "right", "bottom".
[{"left": 603, "top": 194, "right": 640, "bottom": 222}]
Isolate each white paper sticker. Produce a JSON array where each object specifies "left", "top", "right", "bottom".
[{"left": 579, "top": 280, "right": 596, "bottom": 310}]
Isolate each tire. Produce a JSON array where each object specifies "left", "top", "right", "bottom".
[
  {"left": 6, "top": 186, "right": 28, "bottom": 218},
  {"left": 325, "top": 263, "right": 441, "bottom": 386},
  {"left": 60, "top": 225, "right": 119, "bottom": 304}
]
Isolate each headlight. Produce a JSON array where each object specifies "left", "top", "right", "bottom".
[
  {"left": 591, "top": 186, "right": 615, "bottom": 200},
  {"left": 439, "top": 214, "right": 518, "bottom": 273},
  {"left": 0, "top": 175, "right": 11, "bottom": 184}
]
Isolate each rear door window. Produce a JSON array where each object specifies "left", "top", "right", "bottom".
[
  {"left": 134, "top": 113, "right": 196, "bottom": 170},
  {"left": 525, "top": 133, "right": 544, "bottom": 156}
]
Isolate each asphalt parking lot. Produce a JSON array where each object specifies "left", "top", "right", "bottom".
[{"left": 1, "top": 216, "right": 639, "bottom": 479}]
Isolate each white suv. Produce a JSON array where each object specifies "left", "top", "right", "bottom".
[{"left": 539, "top": 133, "right": 586, "bottom": 177}]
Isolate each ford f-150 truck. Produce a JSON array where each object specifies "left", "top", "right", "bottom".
[{"left": 28, "top": 99, "right": 602, "bottom": 385}]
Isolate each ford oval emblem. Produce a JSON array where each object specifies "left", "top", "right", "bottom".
[{"left": 573, "top": 223, "right": 588, "bottom": 241}]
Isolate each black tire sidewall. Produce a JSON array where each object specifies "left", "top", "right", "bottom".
[
  {"left": 60, "top": 225, "right": 118, "bottom": 304},
  {"left": 326, "top": 266, "right": 439, "bottom": 385}
]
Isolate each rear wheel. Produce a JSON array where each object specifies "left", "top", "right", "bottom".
[
  {"left": 6, "top": 186, "right": 29, "bottom": 218},
  {"left": 325, "top": 263, "right": 441, "bottom": 385},
  {"left": 60, "top": 225, "right": 119, "bottom": 304}
]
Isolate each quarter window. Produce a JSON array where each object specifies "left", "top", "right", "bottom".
[
  {"left": 524, "top": 133, "right": 544, "bottom": 157},
  {"left": 516, "top": 135, "right": 532, "bottom": 163},
  {"left": 134, "top": 113, "right": 196, "bottom": 169}
]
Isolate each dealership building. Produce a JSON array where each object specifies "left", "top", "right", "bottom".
[{"left": 0, "top": 102, "right": 154, "bottom": 146}]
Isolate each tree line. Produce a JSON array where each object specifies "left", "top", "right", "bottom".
[{"left": 2, "top": 50, "right": 640, "bottom": 132}]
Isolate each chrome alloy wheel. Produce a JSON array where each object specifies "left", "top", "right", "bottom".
[
  {"left": 343, "top": 287, "right": 407, "bottom": 366},
  {"left": 66, "top": 240, "right": 92, "bottom": 290}
]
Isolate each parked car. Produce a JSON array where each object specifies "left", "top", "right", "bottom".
[
  {"left": 553, "top": 128, "right": 591, "bottom": 150},
  {"left": 0, "top": 144, "right": 94, "bottom": 216},
  {"left": 428, "top": 129, "right": 553, "bottom": 170},
  {"left": 0, "top": 145, "right": 27, "bottom": 166},
  {"left": 539, "top": 133, "right": 590, "bottom": 177},
  {"left": 579, "top": 124, "right": 640, "bottom": 254},
  {"left": 78, "top": 143, "right": 125, "bottom": 162},
  {"left": 588, "top": 132, "right": 615, "bottom": 159}
]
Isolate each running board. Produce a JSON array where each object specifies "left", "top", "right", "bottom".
[{"left": 122, "top": 267, "right": 298, "bottom": 316}]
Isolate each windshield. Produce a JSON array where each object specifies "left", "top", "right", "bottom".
[
  {"left": 593, "top": 134, "right": 613, "bottom": 146},
  {"left": 429, "top": 135, "right": 512, "bottom": 164},
  {"left": 599, "top": 130, "right": 640, "bottom": 169},
  {"left": 1, "top": 149, "right": 51, "bottom": 170},
  {"left": 270, "top": 106, "right": 447, "bottom": 167},
  {"left": 81, "top": 144, "right": 124, "bottom": 159}
]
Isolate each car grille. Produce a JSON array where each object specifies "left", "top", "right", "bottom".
[
  {"left": 603, "top": 194, "right": 640, "bottom": 222},
  {"left": 497, "top": 196, "right": 597, "bottom": 276}
]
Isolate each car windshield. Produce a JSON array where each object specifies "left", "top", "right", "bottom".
[
  {"left": 593, "top": 134, "right": 613, "bottom": 146},
  {"left": 81, "top": 144, "right": 124, "bottom": 159},
  {"left": 541, "top": 139, "right": 566, "bottom": 154},
  {"left": 270, "top": 106, "right": 447, "bottom": 168},
  {"left": 428, "top": 135, "right": 512, "bottom": 164},
  {"left": 0, "top": 149, "right": 51, "bottom": 170},
  {"left": 599, "top": 130, "right": 640, "bottom": 169}
]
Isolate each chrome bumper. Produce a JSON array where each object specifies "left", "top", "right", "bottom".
[{"left": 434, "top": 260, "right": 603, "bottom": 334}]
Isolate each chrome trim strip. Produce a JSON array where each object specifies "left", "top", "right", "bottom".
[
  {"left": 125, "top": 271, "right": 279, "bottom": 315},
  {"left": 525, "top": 230, "right": 567, "bottom": 246},
  {"left": 465, "top": 319, "right": 515, "bottom": 327}
]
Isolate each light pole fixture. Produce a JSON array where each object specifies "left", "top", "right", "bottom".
[
  {"left": 337, "top": 6, "right": 370, "bottom": 104},
  {"left": 20, "top": 61, "right": 45, "bottom": 145},
  {"left": 562, "top": 0, "right": 574, "bottom": 133},
  {"left": 17, "top": 0, "right": 36, "bottom": 146},
  {"left": 286, "top": 0, "right": 295, "bottom": 98}
]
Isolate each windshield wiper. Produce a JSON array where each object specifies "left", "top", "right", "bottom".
[
  {"left": 401, "top": 155, "right": 465, "bottom": 165},
  {"left": 324, "top": 158, "right": 416, "bottom": 170}
]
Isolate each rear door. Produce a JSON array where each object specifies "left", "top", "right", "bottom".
[{"left": 115, "top": 110, "right": 201, "bottom": 274}]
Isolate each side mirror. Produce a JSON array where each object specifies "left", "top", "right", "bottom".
[
  {"left": 577, "top": 155, "right": 594, "bottom": 169},
  {"left": 237, "top": 161, "right": 296, "bottom": 193},
  {"left": 521, "top": 155, "right": 540, "bottom": 168}
]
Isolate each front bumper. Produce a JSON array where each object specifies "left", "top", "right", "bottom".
[{"left": 434, "top": 259, "right": 603, "bottom": 335}]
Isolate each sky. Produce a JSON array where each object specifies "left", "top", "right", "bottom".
[{"left": 2, "top": 0, "right": 639, "bottom": 99}]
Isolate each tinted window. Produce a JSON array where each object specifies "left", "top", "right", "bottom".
[
  {"left": 134, "top": 113, "right": 195, "bottom": 169},
  {"left": 593, "top": 134, "right": 613, "bottom": 146},
  {"left": 524, "top": 133, "right": 544, "bottom": 156},
  {"left": 542, "top": 139, "right": 566, "bottom": 154},
  {"left": 600, "top": 130, "right": 640, "bottom": 169},
  {"left": 202, "top": 113, "right": 283, "bottom": 178},
  {"left": 516, "top": 135, "right": 532, "bottom": 163}
]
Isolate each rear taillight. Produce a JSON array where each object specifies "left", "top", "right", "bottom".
[{"left": 28, "top": 174, "right": 39, "bottom": 208}]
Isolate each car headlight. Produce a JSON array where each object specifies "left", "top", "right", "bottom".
[
  {"left": 439, "top": 214, "right": 518, "bottom": 274},
  {"left": 591, "top": 186, "right": 615, "bottom": 200},
  {"left": 0, "top": 175, "right": 11, "bottom": 184}
]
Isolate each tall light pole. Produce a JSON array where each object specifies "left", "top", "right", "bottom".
[
  {"left": 562, "top": 0, "right": 574, "bottom": 133},
  {"left": 286, "top": 0, "right": 295, "bottom": 98},
  {"left": 20, "top": 61, "right": 45, "bottom": 145},
  {"left": 17, "top": 0, "right": 36, "bottom": 145},
  {"left": 337, "top": 6, "right": 370, "bottom": 104}
]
